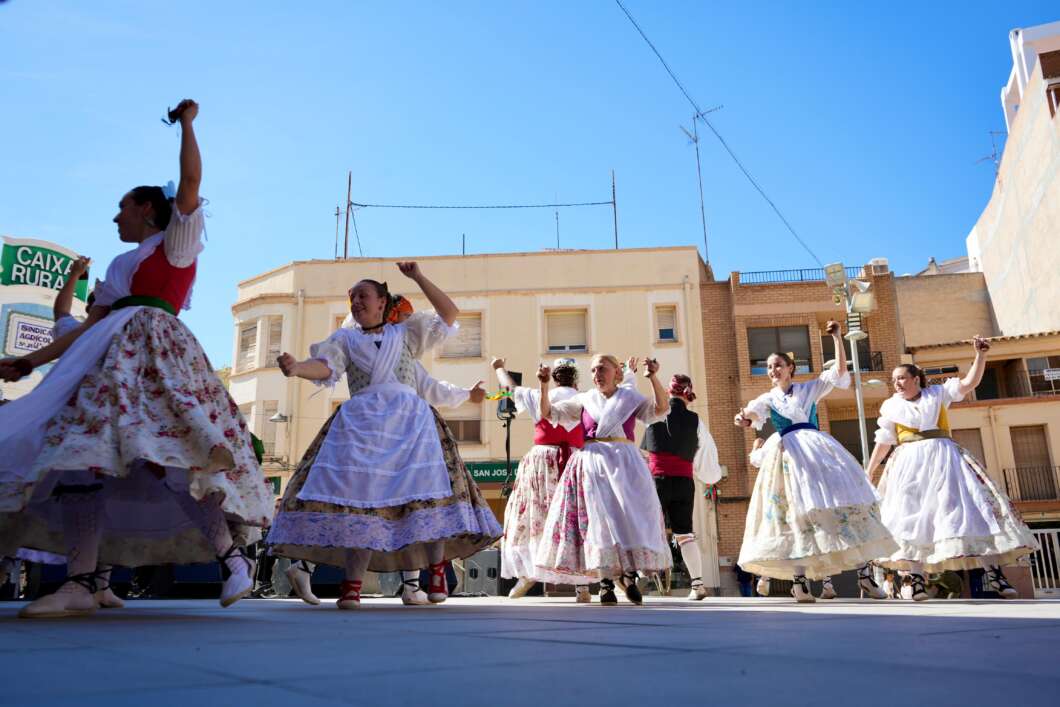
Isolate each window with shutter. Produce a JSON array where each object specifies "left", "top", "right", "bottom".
[
  {"left": 440, "top": 314, "right": 482, "bottom": 358},
  {"left": 443, "top": 402, "right": 482, "bottom": 443},
  {"left": 265, "top": 317, "right": 283, "bottom": 367},
  {"left": 952, "top": 429, "right": 986, "bottom": 467},
  {"left": 546, "top": 311, "right": 587, "bottom": 353},
  {"left": 747, "top": 326, "right": 811, "bottom": 375},
  {"left": 237, "top": 322, "right": 258, "bottom": 373},
  {"left": 261, "top": 401, "right": 278, "bottom": 456},
  {"left": 656, "top": 305, "right": 677, "bottom": 342}
]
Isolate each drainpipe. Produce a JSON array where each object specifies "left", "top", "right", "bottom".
[{"left": 286, "top": 288, "right": 306, "bottom": 477}]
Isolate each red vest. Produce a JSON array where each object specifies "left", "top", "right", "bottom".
[
  {"left": 128, "top": 245, "right": 196, "bottom": 315},
  {"left": 533, "top": 418, "right": 584, "bottom": 472}
]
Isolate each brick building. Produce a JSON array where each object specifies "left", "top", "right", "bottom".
[{"left": 700, "top": 262, "right": 902, "bottom": 588}]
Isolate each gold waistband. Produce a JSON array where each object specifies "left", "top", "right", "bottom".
[
  {"left": 898, "top": 429, "right": 952, "bottom": 444},
  {"left": 585, "top": 437, "right": 634, "bottom": 444}
]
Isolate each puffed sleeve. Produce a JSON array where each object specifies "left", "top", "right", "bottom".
[
  {"left": 874, "top": 408, "right": 898, "bottom": 446},
  {"left": 940, "top": 378, "right": 966, "bottom": 405},
  {"left": 414, "top": 363, "right": 470, "bottom": 408},
  {"left": 744, "top": 393, "right": 772, "bottom": 431},
  {"left": 693, "top": 420, "right": 723, "bottom": 484},
  {"left": 512, "top": 386, "right": 541, "bottom": 421},
  {"left": 634, "top": 393, "right": 666, "bottom": 426},
  {"left": 809, "top": 365, "right": 851, "bottom": 402},
  {"left": 402, "top": 312, "right": 458, "bottom": 359},
  {"left": 163, "top": 200, "right": 206, "bottom": 268},
  {"left": 51, "top": 315, "right": 81, "bottom": 339},
  {"left": 308, "top": 329, "right": 352, "bottom": 388},
  {"left": 548, "top": 395, "right": 584, "bottom": 428}
]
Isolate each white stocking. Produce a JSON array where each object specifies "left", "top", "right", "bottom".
[{"left": 675, "top": 533, "right": 703, "bottom": 584}]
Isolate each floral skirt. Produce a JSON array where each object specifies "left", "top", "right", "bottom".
[
  {"left": 0, "top": 308, "right": 273, "bottom": 566},
  {"left": 268, "top": 407, "right": 501, "bottom": 572},
  {"left": 738, "top": 432, "right": 897, "bottom": 580},
  {"left": 876, "top": 438, "right": 1038, "bottom": 572},
  {"left": 534, "top": 442, "right": 672, "bottom": 583},
  {"left": 501, "top": 445, "right": 565, "bottom": 580}
]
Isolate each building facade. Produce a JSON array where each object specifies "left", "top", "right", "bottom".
[
  {"left": 966, "top": 20, "right": 1060, "bottom": 336},
  {"left": 229, "top": 246, "right": 724, "bottom": 588},
  {"left": 700, "top": 262, "right": 903, "bottom": 592}
]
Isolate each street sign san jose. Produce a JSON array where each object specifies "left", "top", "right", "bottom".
[{"left": 0, "top": 236, "right": 89, "bottom": 301}]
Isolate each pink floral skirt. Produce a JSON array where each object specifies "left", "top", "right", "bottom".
[
  {"left": 0, "top": 308, "right": 273, "bottom": 566},
  {"left": 501, "top": 445, "right": 565, "bottom": 579}
]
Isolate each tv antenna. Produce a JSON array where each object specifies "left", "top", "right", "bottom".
[
  {"left": 680, "top": 104, "right": 722, "bottom": 264},
  {"left": 974, "top": 130, "right": 1006, "bottom": 183}
]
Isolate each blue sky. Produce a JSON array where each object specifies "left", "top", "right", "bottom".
[{"left": 1, "top": 1, "right": 1056, "bottom": 365}]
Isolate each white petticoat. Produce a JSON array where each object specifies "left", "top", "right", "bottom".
[
  {"left": 501, "top": 444, "right": 565, "bottom": 580},
  {"left": 876, "top": 437, "right": 1038, "bottom": 572},
  {"left": 534, "top": 441, "right": 672, "bottom": 583},
  {"left": 738, "top": 429, "right": 897, "bottom": 580}
]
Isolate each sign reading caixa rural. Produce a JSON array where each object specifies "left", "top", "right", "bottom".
[{"left": 1, "top": 236, "right": 89, "bottom": 301}]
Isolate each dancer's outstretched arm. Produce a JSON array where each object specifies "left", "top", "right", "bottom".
[
  {"left": 0, "top": 305, "right": 109, "bottom": 380},
  {"left": 826, "top": 320, "right": 846, "bottom": 374},
  {"left": 277, "top": 352, "right": 332, "bottom": 381},
  {"left": 864, "top": 442, "right": 892, "bottom": 480},
  {"left": 492, "top": 357, "right": 517, "bottom": 389},
  {"left": 54, "top": 256, "right": 90, "bottom": 319},
  {"left": 957, "top": 336, "right": 990, "bottom": 397},
  {"left": 643, "top": 357, "right": 668, "bottom": 416},
  {"left": 398, "top": 261, "right": 458, "bottom": 326},
  {"left": 173, "top": 99, "right": 202, "bottom": 216},
  {"left": 537, "top": 364, "right": 552, "bottom": 420}
]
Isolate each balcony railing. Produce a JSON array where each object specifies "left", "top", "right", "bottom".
[
  {"left": 1002, "top": 465, "right": 1060, "bottom": 502},
  {"left": 740, "top": 266, "right": 862, "bottom": 285}
]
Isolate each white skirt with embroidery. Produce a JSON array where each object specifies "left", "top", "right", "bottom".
[
  {"left": 738, "top": 429, "right": 897, "bottom": 580},
  {"left": 501, "top": 444, "right": 566, "bottom": 580},
  {"left": 534, "top": 441, "right": 672, "bottom": 584},
  {"left": 875, "top": 437, "right": 1038, "bottom": 572}
]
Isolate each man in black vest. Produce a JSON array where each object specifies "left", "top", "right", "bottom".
[{"left": 641, "top": 374, "right": 721, "bottom": 600}]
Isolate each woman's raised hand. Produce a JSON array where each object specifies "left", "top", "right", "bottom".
[
  {"left": 490, "top": 357, "right": 506, "bottom": 370},
  {"left": 626, "top": 356, "right": 638, "bottom": 374},
  {"left": 644, "top": 357, "right": 660, "bottom": 378},
  {"left": 734, "top": 411, "right": 752, "bottom": 427},
  {"left": 537, "top": 364, "right": 551, "bottom": 384},
  {"left": 396, "top": 261, "right": 422, "bottom": 280},
  {"left": 825, "top": 320, "right": 841, "bottom": 336},
  {"left": 973, "top": 335, "right": 991, "bottom": 353},
  {"left": 468, "top": 381, "right": 486, "bottom": 404},
  {"left": 69, "top": 256, "right": 91, "bottom": 280},
  {"left": 277, "top": 353, "right": 298, "bottom": 378},
  {"left": 168, "top": 99, "right": 198, "bottom": 125}
]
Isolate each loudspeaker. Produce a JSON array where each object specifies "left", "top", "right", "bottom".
[{"left": 462, "top": 549, "right": 516, "bottom": 596}]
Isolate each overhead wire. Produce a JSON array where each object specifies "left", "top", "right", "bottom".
[{"left": 614, "top": 0, "right": 823, "bottom": 267}]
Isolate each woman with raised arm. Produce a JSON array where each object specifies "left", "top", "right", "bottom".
[
  {"left": 533, "top": 355, "right": 671, "bottom": 605},
  {"left": 0, "top": 101, "right": 272, "bottom": 618},
  {"left": 492, "top": 356, "right": 585, "bottom": 601},
  {"left": 866, "top": 337, "right": 1038, "bottom": 600},
  {"left": 734, "top": 321, "right": 894, "bottom": 603},
  {"left": 268, "top": 266, "right": 500, "bottom": 610},
  {"left": 282, "top": 294, "right": 499, "bottom": 607}
]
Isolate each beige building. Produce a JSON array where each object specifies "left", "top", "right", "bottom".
[
  {"left": 966, "top": 20, "right": 1060, "bottom": 335},
  {"left": 229, "top": 246, "right": 724, "bottom": 588}
]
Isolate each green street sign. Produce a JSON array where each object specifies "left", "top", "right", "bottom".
[
  {"left": 465, "top": 460, "right": 514, "bottom": 483},
  {"left": 1, "top": 237, "right": 89, "bottom": 301}
]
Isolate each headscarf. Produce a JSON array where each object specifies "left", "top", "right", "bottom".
[
  {"left": 669, "top": 374, "right": 696, "bottom": 402},
  {"left": 387, "top": 294, "right": 414, "bottom": 323}
]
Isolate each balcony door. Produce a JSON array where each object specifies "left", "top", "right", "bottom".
[{"left": 1010, "top": 425, "right": 1056, "bottom": 501}]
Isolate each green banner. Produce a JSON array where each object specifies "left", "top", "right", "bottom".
[
  {"left": 465, "top": 460, "right": 514, "bottom": 484},
  {"left": 1, "top": 237, "right": 88, "bottom": 301}
]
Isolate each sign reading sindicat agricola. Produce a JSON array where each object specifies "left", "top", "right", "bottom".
[{"left": 0, "top": 237, "right": 89, "bottom": 301}]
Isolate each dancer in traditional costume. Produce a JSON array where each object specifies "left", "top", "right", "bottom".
[
  {"left": 285, "top": 294, "right": 493, "bottom": 607},
  {"left": 491, "top": 356, "right": 586, "bottom": 601},
  {"left": 865, "top": 337, "right": 1038, "bottom": 600},
  {"left": 735, "top": 321, "right": 894, "bottom": 603},
  {"left": 268, "top": 271, "right": 500, "bottom": 609},
  {"left": 642, "top": 374, "right": 722, "bottom": 600},
  {"left": 534, "top": 355, "right": 671, "bottom": 605},
  {"left": 0, "top": 100, "right": 273, "bottom": 618}
]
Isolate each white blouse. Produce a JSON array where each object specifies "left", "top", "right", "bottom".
[
  {"left": 744, "top": 366, "right": 850, "bottom": 431},
  {"left": 93, "top": 201, "right": 205, "bottom": 311},
  {"left": 874, "top": 378, "right": 965, "bottom": 445}
]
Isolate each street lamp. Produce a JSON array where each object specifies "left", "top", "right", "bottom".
[{"left": 826, "top": 262, "right": 876, "bottom": 464}]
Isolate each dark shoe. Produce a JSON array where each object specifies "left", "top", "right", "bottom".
[
  {"left": 618, "top": 573, "right": 643, "bottom": 605},
  {"left": 599, "top": 579, "right": 618, "bottom": 605}
]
